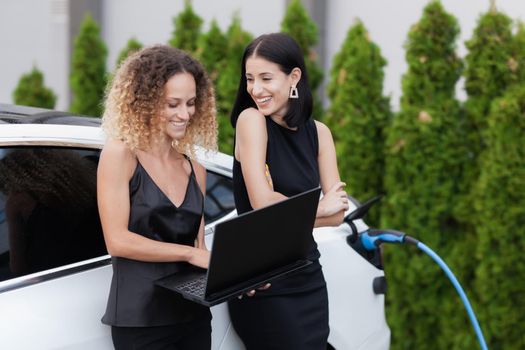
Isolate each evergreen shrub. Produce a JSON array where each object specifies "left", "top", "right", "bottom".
[
  {"left": 216, "top": 15, "right": 252, "bottom": 154},
  {"left": 169, "top": 0, "right": 203, "bottom": 55},
  {"left": 70, "top": 14, "right": 107, "bottom": 117},
  {"left": 326, "top": 20, "right": 391, "bottom": 226},
  {"left": 381, "top": 2, "right": 467, "bottom": 349},
  {"left": 473, "top": 84, "right": 525, "bottom": 350},
  {"left": 13, "top": 66, "right": 56, "bottom": 109}
]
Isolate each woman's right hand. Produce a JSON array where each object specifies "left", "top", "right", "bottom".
[
  {"left": 318, "top": 181, "right": 349, "bottom": 217},
  {"left": 188, "top": 247, "right": 210, "bottom": 269}
]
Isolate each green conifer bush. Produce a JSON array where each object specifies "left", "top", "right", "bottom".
[
  {"left": 381, "top": 2, "right": 467, "bottom": 349},
  {"left": 13, "top": 66, "right": 57, "bottom": 109},
  {"left": 325, "top": 20, "right": 391, "bottom": 226},
  {"left": 216, "top": 15, "right": 252, "bottom": 154},
  {"left": 458, "top": 8, "right": 515, "bottom": 220},
  {"left": 451, "top": 11, "right": 521, "bottom": 348},
  {"left": 463, "top": 8, "right": 514, "bottom": 156},
  {"left": 116, "top": 37, "right": 143, "bottom": 67},
  {"left": 169, "top": 0, "right": 203, "bottom": 55},
  {"left": 473, "top": 84, "right": 525, "bottom": 350},
  {"left": 70, "top": 14, "right": 107, "bottom": 117},
  {"left": 197, "top": 19, "right": 228, "bottom": 83}
]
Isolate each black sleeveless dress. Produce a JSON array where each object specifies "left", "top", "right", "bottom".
[
  {"left": 102, "top": 156, "right": 211, "bottom": 327},
  {"left": 228, "top": 117, "right": 330, "bottom": 349}
]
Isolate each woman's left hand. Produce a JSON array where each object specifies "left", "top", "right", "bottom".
[{"left": 318, "top": 181, "right": 349, "bottom": 217}]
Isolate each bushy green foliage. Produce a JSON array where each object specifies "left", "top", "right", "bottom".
[
  {"left": 473, "top": 85, "right": 525, "bottom": 350},
  {"left": 169, "top": 0, "right": 203, "bottom": 54},
  {"left": 451, "top": 11, "right": 521, "bottom": 348},
  {"left": 461, "top": 10, "right": 525, "bottom": 349},
  {"left": 281, "top": 0, "right": 324, "bottom": 119},
  {"left": 13, "top": 66, "right": 56, "bottom": 109},
  {"left": 197, "top": 19, "right": 228, "bottom": 82},
  {"left": 381, "top": 2, "right": 467, "bottom": 349},
  {"left": 70, "top": 14, "right": 107, "bottom": 117},
  {"left": 116, "top": 37, "right": 143, "bottom": 66},
  {"left": 460, "top": 8, "right": 515, "bottom": 190},
  {"left": 215, "top": 15, "right": 252, "bottom": 154},
  {"left": 513, "top": 22, "right": 525, "bottom": 83},
  {"left": 325, "top": 21, "right": 391, "bottom": 226}
]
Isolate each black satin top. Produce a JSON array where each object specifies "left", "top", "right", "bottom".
[{"left": 102, "top": 157, "right": 210, "bottom": 327}]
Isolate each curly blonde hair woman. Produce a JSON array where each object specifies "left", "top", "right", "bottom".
[
  {"left": 98, "top": 45, "right": 217, "bottom": 349},
  {"left": 103, "top": 44, "right": 217, "bottom": 156}
]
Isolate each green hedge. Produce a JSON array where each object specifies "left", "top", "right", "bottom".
[
  {"left": 215, "top": 15, "right": 252, "bottom": 154},
  {"left": 326, "top": 20, "right": 390, "bottom": 226},
  {"left": 381, "top": 2, "right": 467, "bottom": 349},
  {"left": 473, "top": 85, "right": 525, "bottom": 350}
]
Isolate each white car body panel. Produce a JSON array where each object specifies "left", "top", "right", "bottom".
[{"left": 0, "top": 116, "right": 390, "bottom": 349}]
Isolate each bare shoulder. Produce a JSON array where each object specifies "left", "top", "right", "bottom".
[
  {"left": 99, "top": 138, "right": 136, "bottom": 178},
  {"left": 236, "top": 108, "right": 267, "bottom": 144},
  {"left": 101, "top": 138, "right": 133, "bottom": 158},
  {"left": 237, "top": 108, "right": 266, "bottom": 128},
  {"left": 314, "top": 120, "right": 334, "bottom": 143}
]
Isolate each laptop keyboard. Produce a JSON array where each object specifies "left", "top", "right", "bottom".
[{"left": 175, "top": 275, "right": 207, "bottom": 298}]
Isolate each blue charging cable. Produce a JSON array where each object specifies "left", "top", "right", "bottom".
[{"left": 360, "top": 229, "right": 489, "bottom": 350}]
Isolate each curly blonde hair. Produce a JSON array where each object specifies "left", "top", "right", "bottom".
[{"left": 103, "top": 45, "right": 217, "bottom": 156}]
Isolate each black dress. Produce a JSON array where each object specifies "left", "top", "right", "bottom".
[
  {"left": 228, "top": 117, "right": 330, "bottom": 350},
  {"left": 101, "top": 156, "right": 211, "bottom": 349}
]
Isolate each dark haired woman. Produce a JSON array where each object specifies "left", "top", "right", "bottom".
[
  {"left": 228, "top": 33, "right": 349, "bottom": 349},
  {"left": 98, "top": 45, "right": 217, "bottom": 349}
]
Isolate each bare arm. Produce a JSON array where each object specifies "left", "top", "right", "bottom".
[
  {"left": 189, "top": 160, "right": 212, "bottom": 268},
  {"left": 193, "top": 160, "right": 207, "bottom": 250},
  {"left": 97, "top": 139, "right": 207, "bottom": 267},
  {"left": 236, "top": 108, "right": 287, "bottom": 209},
  {"left": 314, "top": 121, "right": 349, "bottom": 227}
]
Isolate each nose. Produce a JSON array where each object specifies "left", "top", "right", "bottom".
[
  {"left": 251, "top": 80, "right": 263, "bottom": 96},
  {"left": 177, "top": 106, "right": 190, "bottom": 121}
]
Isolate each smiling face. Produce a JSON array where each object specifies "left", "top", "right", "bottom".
[
  {"left": 160, "top": 72, "right": 196, "bottom": 141},
  {"left": 245, "top": 55, "right": 300, "bottom": 119}
]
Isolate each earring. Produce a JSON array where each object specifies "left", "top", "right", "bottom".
[{"left": 289, "top": 86, "right": 299, "bottom": 99}]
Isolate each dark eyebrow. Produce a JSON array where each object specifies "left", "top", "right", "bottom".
[{"left": 245, "top": 72, "right": 273, "bottom": 77}]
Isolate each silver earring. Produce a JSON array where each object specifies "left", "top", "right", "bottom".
[{"left": 289, "top": 86, "right": 299, "bottom": 99}]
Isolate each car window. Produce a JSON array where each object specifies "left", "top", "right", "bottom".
[
  {"left": 204, "top": 171, "right": 235, "bottom": 224},
  {"left": 0, "top": 147, "right": 107, "bottom": 282},
  {"left": 0, "top": 146, "right": 234, "bottom": 283}
]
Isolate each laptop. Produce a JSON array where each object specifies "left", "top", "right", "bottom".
[{"left": 154, "top": 186, "right": 321, "bottom": 307}]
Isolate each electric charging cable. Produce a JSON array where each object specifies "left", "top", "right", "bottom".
[{"left": 344, "top": 197, "right": 489, "bottom": 350}]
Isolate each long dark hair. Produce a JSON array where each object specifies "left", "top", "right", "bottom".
[{"left": 230, "top": 33, "right": 313, "bottom": 128}]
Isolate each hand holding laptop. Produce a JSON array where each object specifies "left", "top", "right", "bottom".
[{"left": 239, "top": 283, "right": 271, "bottom": 299}]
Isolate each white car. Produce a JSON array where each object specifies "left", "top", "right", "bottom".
[{"left": 0, "top": 104, "right": 390, "bottom": 350}]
